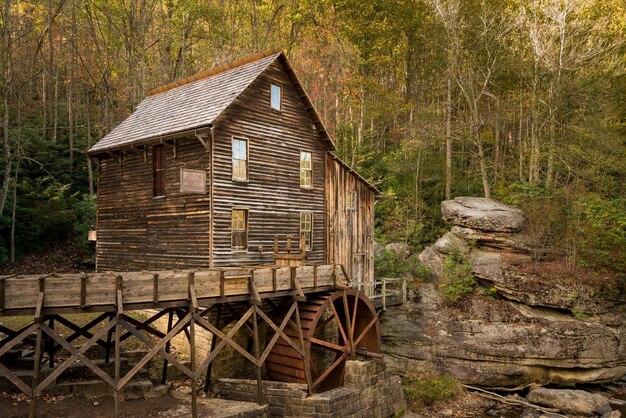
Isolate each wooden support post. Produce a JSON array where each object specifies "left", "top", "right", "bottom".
[
  {"left": 286, "top": 235, "right": 292, "bottom": 253},
  {"left": 382, "top": 279, "right": 387, "bottom": 311},
  {"left": 189, "top": 310, "right": 198, "bottom": 418},
  {"left": 204, "top": 304, "right": 221, "bottom": 392},
  {"left": 219, "top": 270, "right": 225, "bottom": 297},
  {"left": 313, "top": 265, "right": 318, "bottom": 288},
  {"left": 252, "top": 305, "right": 263, "bottom": 405},
  {"left": 290, "top": 267, "right": 296, "bottom": 290},
  {"left": 249, "top": 269, "right": 261, "bottom": 305},
  {"left": 189, "top": 273, "right": 198, "bottom": 418},
  {"left": 80, "top": 273, "right": 88, "bottom": 308},
  {"left": 0, "top": 276, "right": 6, "bottom": 313},
  {"left": 161, "top": 309, "right": 174, "bottom": 385},
  {"left": 105, "top": 314, "right": 114, "bottom": 364},
  {"left": 114, "top": 276, "right": 122, "bottom": 418},
  {"left": 30, "top": 277, "right": 45, "bottom": 418},
  {"left": 271, "top": 268, "right": 277, "bottom": 292},
  {"left": 47, "top": 317, "right": 55, "bottom": 368},
  {"left": 153, "top": 273, "right": 159, "bottom": 304}
]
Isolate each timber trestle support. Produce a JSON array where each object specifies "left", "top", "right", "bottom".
[
  {"left": 0, "top": 265, "right": 379, "bottom": 417},
  {"left": 0, "top": 296, "right": 313, "bottom": 418}
]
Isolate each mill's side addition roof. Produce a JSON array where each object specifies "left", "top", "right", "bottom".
[{"left": 88, "top": 49, "right": 334, "bottom": 154}]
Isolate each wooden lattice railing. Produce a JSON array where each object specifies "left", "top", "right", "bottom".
[{"left": 350, "top": 277, "right": 408, "bottom": 310}]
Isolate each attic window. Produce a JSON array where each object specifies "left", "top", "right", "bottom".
[
  {"left": 152, "top": 145, "right": 166, "bottom": 197},
  {"left": 232, "top": 137, "right": 248, "bottom": 181},
  {"left": 271, "top": 84, "right": 281, "bottom": 110},
  {"left": 300, "top": 151, "right": 312, "bottom": 187}
]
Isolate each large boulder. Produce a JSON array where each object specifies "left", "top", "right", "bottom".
[
  {"left": 527, "top": 388, "right": 612, "bottom": 416},
  {"left": 382, "top": 197, "right": 626, "bottom": 388},
  {"left": 441, "top": 197, "right": 524, "bottom": 232}
]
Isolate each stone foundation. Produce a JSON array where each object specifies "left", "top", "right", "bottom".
[{"left": 214, "top": 359, "right": 406, "bottom": 418}]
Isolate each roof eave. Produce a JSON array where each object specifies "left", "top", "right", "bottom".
[
  {"left": 87, "top": 125, "right": 213, "bottom": 156},
  {"left": 329, "top": 152, "right": 380, "bottom": 195}
]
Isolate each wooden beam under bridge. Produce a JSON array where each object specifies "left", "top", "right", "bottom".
[{"left": 0, "top": 264, "right": 347, "bottom": 417}]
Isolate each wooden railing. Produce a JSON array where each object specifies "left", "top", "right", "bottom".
[{"left": 350, "top": 277, "right": 408, "bottom": 310}]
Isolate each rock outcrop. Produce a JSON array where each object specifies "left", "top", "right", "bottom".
[{"left": 381, "top": 197, "right": 626, "bottom": 387}]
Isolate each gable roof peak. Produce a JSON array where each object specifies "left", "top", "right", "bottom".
[{"left": 147, "top": 48, "right": 284, "bottom": 97}]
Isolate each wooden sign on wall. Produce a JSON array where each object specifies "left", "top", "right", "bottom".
[{"left": 180, "top": 168, "right": 206, "bottom": 193}]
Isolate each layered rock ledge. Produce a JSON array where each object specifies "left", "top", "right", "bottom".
[{"left": 381, "top": 197, "right": 626, "bottom": 387}]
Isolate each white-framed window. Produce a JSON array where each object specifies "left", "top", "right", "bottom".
[
  {"left": 271, "top": 84, "right": 281, "bottom": 110},
  {"left": 300, "top": 151, "right": 312, "bottom": 187},
  {"left": 347, "top": 190, "right": 357, "bottom": 210},
  {"left": 300, "top": 212, "right": 312, "bottom": 250},
  {"left": 231, "top": 209, "right": 248, "bottom": 250},
  {"left": 232, "top": 137, "right": 248, "bottom": 181}
]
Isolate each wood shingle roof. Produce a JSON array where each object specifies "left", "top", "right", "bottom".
[{"left": 88, "top": 50, "right": 283, "bottom": 154}]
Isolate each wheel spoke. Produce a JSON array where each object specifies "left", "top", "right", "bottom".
[
  {"left": 342, "top": 291, "right": 355, "bottom": 357},
  {"left": 312, "top": 352, "right": 347, "bottom": 389},
  {"left": 351, "top": 295, "right": 359, "bottom": 337},
  {"left": 354, "top": 317, "right": 377, "bottom": 347},
  {"left": 328, "top": 300, "right": 348, "bottom": 345},
  {"left": 309, "top": 337, "right": 343, "bottom": 353}
]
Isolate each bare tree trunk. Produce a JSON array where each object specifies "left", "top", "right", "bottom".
[
  {"left": 68, "top": 0, "right": 76, "bottom": 174},
  {"left": 0, "top": 0, "right": 12, "bottom": 218},
  {"left": 494, "top": 98, "right": 500, "bottom": 181},
  {"left": 518, "top": 89, "right": 524, "bottom": 181},
  {"left": 474, "top": 123, "right": 491, "bottom": 199},
  {"left": 529, "top": 60, "right": 539, "bottom": 184},
  {"left": 10, "top": 159, "right": 18, "bottom": 263},
  {"left": 445, "top": 75, "right": 453, "bottom": 200},
  {"left": 68, "top": 70, "right": 74, "bottom": 173},
  {"left": 52, "top": 66, "right": 59, "bottom": 143},
  {"left": 86, "top": 94, "right": 94, "bottom": 196}
]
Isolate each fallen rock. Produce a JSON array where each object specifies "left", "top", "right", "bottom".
[
  {"left": 441, "top": 197, "right": 524, "bottom": 232},
  {"left": 527, "top": 387, "right": 612, "bottom": 416},
  {"left": 601, "top": 411, "right": 622, "bottom": 418},
  {"left": 384, "top": 242, "right": 411, "bottom": 260}
]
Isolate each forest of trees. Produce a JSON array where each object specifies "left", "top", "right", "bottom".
[{"left": 0, "top": 0, "right": 624, "bottom": 276}]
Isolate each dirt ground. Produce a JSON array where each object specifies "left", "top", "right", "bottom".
[
  {"left": 0, "top": 391, "right": 269, "bottom": 418},
  {"left": 0, "top": 393, "right": 191, "bottom": 418}
]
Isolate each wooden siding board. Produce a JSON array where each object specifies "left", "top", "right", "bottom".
[
  {"left": 325, "top": 154, "right": 375, "bottom": 284},
  {"left": 96, "top": 139, "right": 211, "bottom": 271},
  {"left": 211, "top": 61, "right": 327, "bottom": 267}
]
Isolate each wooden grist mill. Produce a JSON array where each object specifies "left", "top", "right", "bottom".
[{"left": 0, "top": 49, "right": 385, "bottom": 417}]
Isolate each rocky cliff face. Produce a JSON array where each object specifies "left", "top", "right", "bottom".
[{"left": 381, "top": 197, "right": 626, "bottom": 387}]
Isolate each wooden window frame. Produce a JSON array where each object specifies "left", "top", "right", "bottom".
[
  {"left": 300, "top": 212, "right": 313, "bottom": 251},
  {"left": 347, "top": 190, "right": 357, "bottom": 211},
  {"left": 231, "top": 136, "right": 249, "bottom": 182},
  {"left": 231, "top": 208, "right": 249, "bottom": 252},
  {"left": 300, "top": 150, "right": 313, "bottom": 189},
  {"left": 270, "top": 83, "right": 282, "bottom": 111},
  {"left": 152, "top": 144, "right": 166, "bottom": 198}
]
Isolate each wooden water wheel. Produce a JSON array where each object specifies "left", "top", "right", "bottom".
[{"left": 265, "top": 289, "right": 380, "bottom": 392}]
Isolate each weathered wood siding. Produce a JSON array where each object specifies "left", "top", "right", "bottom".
[
  {"left": 326, "top": 156, "right": 375, "bottom": 284},
  {"left": 96, "top": 139, "right": 211, "bottom": 271},
  {"left": 210, "top": 60, "right": 327, "bottom": 266}
]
